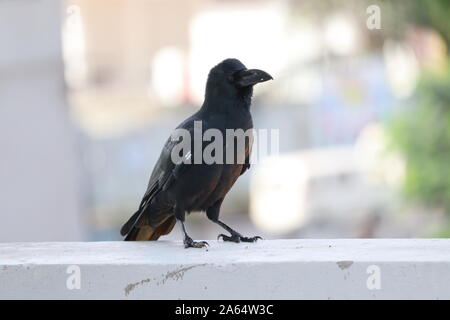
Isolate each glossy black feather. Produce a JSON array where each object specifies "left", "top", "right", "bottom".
[{"left": 121, "top": 58, "right": 269, "bottom": 241}]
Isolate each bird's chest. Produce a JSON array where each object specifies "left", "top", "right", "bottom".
[
  {"left": 194, "top": 163, "right": 243, "bottom": 210},
  {"left": 182, "top": 111, "right": 253, "bottom": 210},
  {"left": 208, "top": 110, "right": 253, "bottom": 156}
]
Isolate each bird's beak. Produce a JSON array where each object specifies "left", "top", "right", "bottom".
[{"left": 234, "top": 69, "right": 273, "bottom": 87}]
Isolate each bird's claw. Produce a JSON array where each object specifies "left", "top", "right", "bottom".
[
  {"left": 217, "top": 234, "right": 262, "bottom": 243},
  {"left": 184, "top": 238, "right": 209, "bottom": 249},
  {"left": 240, "top": 236, "right": 263, "bottom": 243},
  {"left": 217, "top": 233, "right": 240, "bottom": 243}
]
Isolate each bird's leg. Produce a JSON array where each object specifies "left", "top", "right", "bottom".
[
  {"left": 175, "top": 206, "right": 208, "bottom": 249},
  {"left": 179, "top": 221, "right": 209, "bottom": 248},
  {"left": 206, "top": 199, "right": 262, "bottom": 243}
]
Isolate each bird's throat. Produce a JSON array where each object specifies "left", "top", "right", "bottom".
[{"left": 202, "top": 87, "right": 253, "bottom": 113}]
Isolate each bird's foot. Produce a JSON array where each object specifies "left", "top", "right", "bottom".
[
  {"left": 184, "top": 237, "right": 209, "bottom": 249},
  {"left": 217, "top": 233, "right": 262, "bottom": 243},
  {"left": 240, "top": 235, "right": 263, "bottom": 243}
]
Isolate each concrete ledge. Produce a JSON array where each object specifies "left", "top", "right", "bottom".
[{"left": 1, "top": 239, "right": 450, "bottom": 299}]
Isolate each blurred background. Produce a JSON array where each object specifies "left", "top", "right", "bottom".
[{"left": 1, "top": 0, "right": 450, "bottom": 241}]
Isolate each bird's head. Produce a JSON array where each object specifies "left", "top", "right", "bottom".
[{"left": 204, "top": 58, "right": 273, "bottom": 103}]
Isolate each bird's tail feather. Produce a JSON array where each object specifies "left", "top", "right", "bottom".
[
  {"left": 120, "top": 209, "right": 142, "bottom": 237},
  {"left": 124, "top": 216, "right": 176, "bottom": 241},
  {"left": 121, "top": 180, "right": 161, "bottom": 237},
  {"left": 124, "top": 225, "right": 155, "bottom": 241}
]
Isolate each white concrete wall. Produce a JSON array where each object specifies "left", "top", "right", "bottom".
[
  {"left": 1, "top": 239, "right": 449, "bottom": 299},
  {"left": 0, "top": 0, "right": 84, "bottom": 241}
]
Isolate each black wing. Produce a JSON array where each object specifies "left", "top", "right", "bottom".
[{"left": 120, "top": 119, "right": 196, "bottom": 236}]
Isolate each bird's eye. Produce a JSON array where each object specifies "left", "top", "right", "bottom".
[{"left": 227, "top": 75, "right": 235, "bottom": 83}]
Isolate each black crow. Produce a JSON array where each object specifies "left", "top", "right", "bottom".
[{"left": 120, "top": 58, "right": 272, "bottom": 248}]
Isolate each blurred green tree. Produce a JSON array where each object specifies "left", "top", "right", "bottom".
[
  {"left": 389, "top": 70, "right": 450, "bottom": 213},
  {"left": 375, "top": 0, "right": 450, "bottom": 45},
  {"left": 413, "top": 0, "right": 450, "bottom": 46},
  {"left": 386, "top": 0, "right": 450, "bottom": 227}
]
